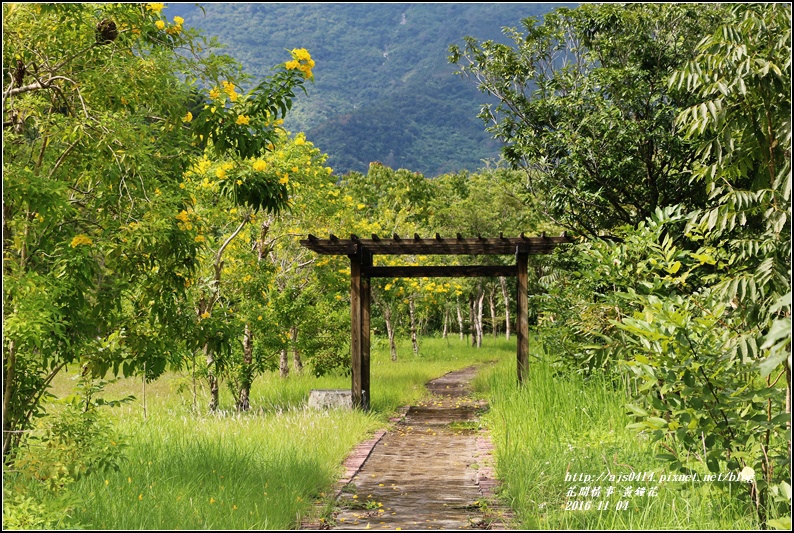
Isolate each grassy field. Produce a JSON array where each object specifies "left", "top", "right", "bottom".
[
  {"left": 4, "top": 336, "right": 497, "bottom": 529},
  {"left": 472, "top": 338, "right": 759, "bottom": 530},
  {"left": 5, "top": 335, "right": 762, "bottom": 529}
]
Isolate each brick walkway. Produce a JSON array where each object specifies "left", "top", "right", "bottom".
[{"left": 305, "top": 366, "right": 512, "bottom": 530}]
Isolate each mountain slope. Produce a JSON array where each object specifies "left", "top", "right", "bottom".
[{"left": 169, "top": 3, "right": 570, "bottom": 176}]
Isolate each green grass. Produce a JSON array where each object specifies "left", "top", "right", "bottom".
[
  {"left": 472, "top": 339, "right": 759, "bottom": 530},
  {"left": 6, "top": 336, "right": 498, "bottom": 530},
  {"left": 6, "top": 335, "right": 761, "bottom": 529}
]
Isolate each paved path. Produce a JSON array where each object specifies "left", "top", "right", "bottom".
[{"left": 319, "top": 366, "right": 510, "bottom": 530}]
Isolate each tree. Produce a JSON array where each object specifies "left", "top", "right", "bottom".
[
  {"left": 2, "top": 3, "right": 315, "bottom": 450},
  {"left": 450, "top": 3, "right": 729, "bottom": 236}
]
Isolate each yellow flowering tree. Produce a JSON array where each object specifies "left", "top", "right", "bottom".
[
  {"left": 182, "top": 124, "right": 322, "bottom": 410},
  {"left": 1, "top": 1, "right": 316, "bottom": 456}
]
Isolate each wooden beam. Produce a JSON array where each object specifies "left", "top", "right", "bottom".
[
  {"left": 516, "top": 251, "right": 529, "bottom": 384},
  {"left": 364, "top": 265, "right": 517, "bottom": 278},
  {"left": 300, "top": 236, "right": 571, "bottom": 256}
]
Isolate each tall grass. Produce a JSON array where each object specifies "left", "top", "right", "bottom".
[
  {"left": 10, "top": 335, "right": 758, "bottom": 529},
  {"left": 8, "top": 336, "right": 498, "bottom": 529},
  {"left": 473, "top": 339, "right": 758, "bottom": 530}
]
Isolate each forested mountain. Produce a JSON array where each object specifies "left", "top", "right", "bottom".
[{"left": 167, "top": 3, "right": 570, "bottom": 176}]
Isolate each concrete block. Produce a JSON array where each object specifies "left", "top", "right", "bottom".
[{"left": 308, "top": 389, "right": 352, "bottom": 410}]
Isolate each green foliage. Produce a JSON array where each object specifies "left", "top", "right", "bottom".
[
  {"left": 3, "top": 2, "right": 206, "bottom": 454},
  {"left": 475, "top": 343, "right": 760, "bottom": 530},
  {"left": 4, "top": 376, "right": 130, "bottom": 529},
  {"left": 2, "top": 3, "right": 314, "bottom": 451},
  {"left": 450, "top": 3, "right": 729, "bottom": 235},
  {"left": 459, "top": 3, "right": 790, "bottom": 527}
]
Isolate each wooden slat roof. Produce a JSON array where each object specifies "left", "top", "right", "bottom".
[{"left": 299, "top": 233, "right": 572, "bottom": 255}]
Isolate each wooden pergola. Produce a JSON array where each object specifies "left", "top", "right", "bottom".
[{"left": 300, "top": 233, "right": 572, "bottom": 410}]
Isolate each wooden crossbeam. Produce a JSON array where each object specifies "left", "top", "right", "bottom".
[{"left": 300, "top": 235, "right": 571, "bottom": 256}]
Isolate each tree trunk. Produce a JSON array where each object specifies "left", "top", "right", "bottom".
[
  {"left": 456, "top": 300, "right": 465, "bottom": 341},
  {"left": 409, "top": 296, "right": 419, "bottom": 355},
  {"left": 499, "top": 276, "right": 511, "bottom": 340},
  {"left": 476, "top": 287, "right": 485, "bottom": 348},
  {"left": 469, "top": 295, "right": 476, "bottom": 347},
  {"left": 442, "top": 306, "right": 449, "bottom": 339},
  {"left": 375, "top": 292, "right": 398, "bottom": 362},
  {"left": 279, "top": 348, "right": 289, "bottom": 378},
  {"left": 205, "top": 343, "right": 219, "bottom": 411},
  {"left": 787, "top": 363, "right": 792, "bottom": 463},
  {"left": 236, "top": 324, "right": 253, "bottom": 412},
  {"left": 291, "top": 326, "right": 302, "bottom": 374},
  {"left": 3, "top": 340, "right": 16, "bottom": 457},
  {"left": 385, "top": 305, "right": 398, "bottom": 361},
  {"left": 489, "top": 288, "right": 497, "bottom": 337}
]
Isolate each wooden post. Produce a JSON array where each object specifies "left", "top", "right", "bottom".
[
  {"left": 361, "top": 251, "right": 372, "bottom": 410},
  {"left": 350, "top": 249, "right": 372, "bottom": 410},
  {"left": 350, "top": 250, "right": 363, "bottom": 408},
  {"left": 516, "top": 251, "right": 529, "bottom": 383}
]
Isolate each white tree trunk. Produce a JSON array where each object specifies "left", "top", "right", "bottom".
[
  {"left": 291, "top": 326, "right": 302, "bottom": 374},
  {"left": 456, "top": 301, "right": 465, "bottom": 340},
  {"left": 279, "top": 348, "right": 289, "bottom": 378},
  {"left": 409, "top": 296, "right": 419, "bottom": 355},
  {"left": 499, "top": 276, "right": 511, "bottom": 340},
  {"left": 489, "top": 288, "right": 497, "bottom": 337},
  {"left": 476, "top": 287, "right": 485, "bottom": 348}
]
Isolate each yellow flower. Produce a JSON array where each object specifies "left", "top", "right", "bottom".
[
  {"left": 209, "top": 87, "right": 220, "bottom": 99},
  {"left": 216, "top": 168, "right": 226, "bottom": 179},
  {"left": 195, "top": 235, "right": 205, "bottom": 243},
  {"left": 70, "top": 234, "right": 92, "bottom": 247},
  {"left": 299, "top": 64, "right": 313, "bottom": 79},
  {"left": 235, "top": 115, "right": 250, "bottom": 125},
  {"left": 166, "top": 24, "right": 181, "bottom": 35},
  {"left": 174, "top": 16, "right": 184, "bottom": 25},
  {"left": 279, "top": 176, "right": 289, "bottom": 185},
  {"left": 236, "top": 179, "right": 242, "bottom": 185},
  {"left": 155, "top": 20, "right": 165, "bottom": 30},
  {"left": 138, "top": 494, "right": 143, "bottom": 501},
  {"left": 209, "top": 497, "right": 216, "bottom": 504},
  {"left": 175, "top": 210, "right": 190, "bottom": 223},
  {"left": 201, "top": 311, "right": 210, "bottom": 319},
  {"left": 291, "top": 48, "right": 312, "bottom": 62},
  {"left": 252, "top": 159, "right": 267, "bottom": 172},
  {"left": 294, "top": 136, "right": 305, "bottom": 146},
  {"left": 285, "top": 60, "right": 300, "bottom": 70},
  {"left": 183, "top": 111, "right": 192, "bottom": 122},
  {"left": 146, "top": 3, "right": 164, "bottom": 12}
]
